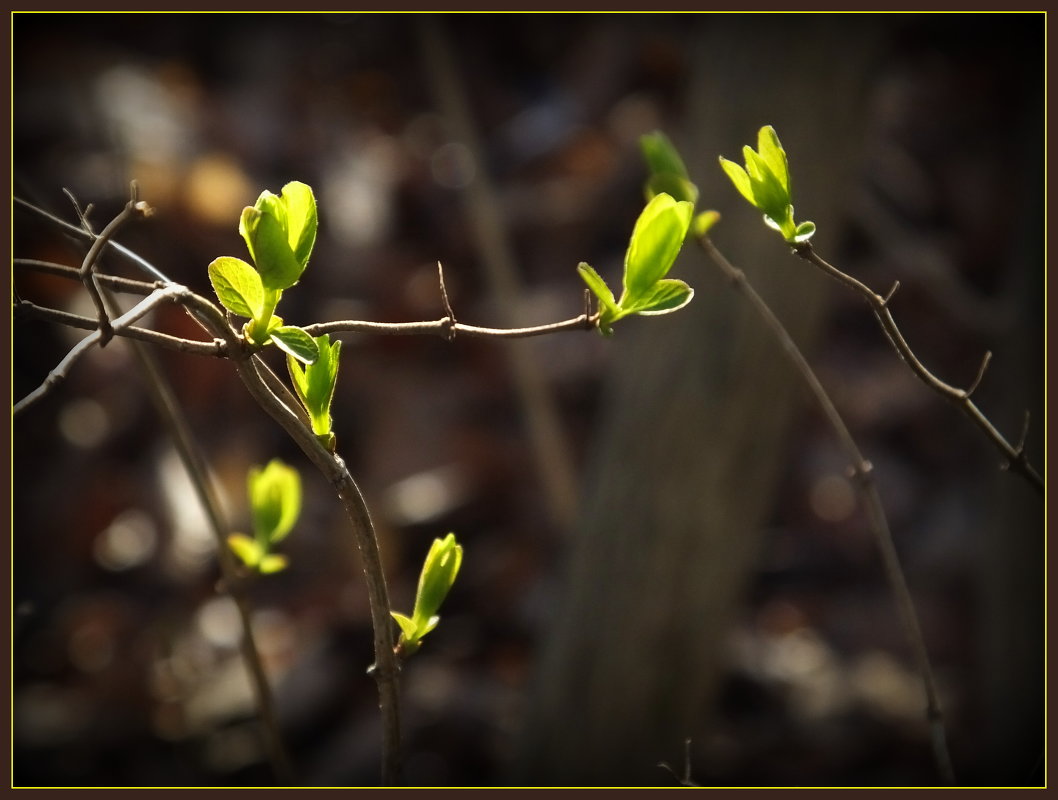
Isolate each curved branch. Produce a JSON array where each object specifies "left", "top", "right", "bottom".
[
  {"left": 13, "top": 284, "right": 191, "bottom": 417},
  {"left": 700, "top": 236, "right": 956, "bottom": 785},
  {"left": 794, "top": 242, "right": 1042, "bottom": 494}
]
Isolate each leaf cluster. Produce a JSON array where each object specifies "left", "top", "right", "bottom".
[
  {"left": 228, "top": 459, "right": 302, "bottom": 574},
  {"left": 208, "top": 181, "right": 321, "bottom": 363}
]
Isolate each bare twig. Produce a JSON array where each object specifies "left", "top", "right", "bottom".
[
  {"left": 231, "top": 353, "right": 403, "bottom": 785},
  {"left": 98, "top": 285, "right": 295, "bottom": 785},
  {"left": 700, "top": 237, "right": 956, "bottom": 785},
  {"left": 15, "top": 258, "right": 161, "bottom": 295},
  {"left": 303, "top": 314, "right": 597, "bottom": 340},
  {"left": 14, "top": 301, "right": 228, "bottom": 357},
  {"left": 14, "top": 284, "right": 189, "bottom": 417},
  {"left": 657, "top": 738, "right": 699, "bottom": 787},
  {"left": 74, "top": 184, "right": 154, "bottom": 346},
  {"left": 794, "top": 242, "right": 1042, "bottom": 494},
  {"left": 15, "top": 195, "right": 170, "bottom": 282},
  {"left": 437, "top": 261, "right": 457, "bottom": 341},
  {"left": 417, "top": 15, "right": 581, "bottom": 530}
]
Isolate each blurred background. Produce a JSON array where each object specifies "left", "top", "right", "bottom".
[{"left": 12, "top": 13, "right": 1044, "bottom": 787}]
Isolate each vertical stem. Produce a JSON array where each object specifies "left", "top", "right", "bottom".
[
  {"left": 699, "top": 237, "right": 956, "bottom": 784},
  {"left": 417, "top": 15, "right": 580, "bottom": 530},
  {"left": 230, "top": 353, "right": 402, "bottom": 785},
  {"left": 102, "top": 289, "right": 296, "bottom": 785}
]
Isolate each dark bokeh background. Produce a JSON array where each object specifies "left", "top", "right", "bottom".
[{"left": 12, "top": 13, "right": 1044, "bottom": 787}]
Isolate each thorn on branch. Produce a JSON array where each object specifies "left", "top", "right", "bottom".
[
  {"left": 1016, "top": 411, "right": 1031, "bottom": 453},
  {"left": 882, "top": 280, "right": 901, "bottom": 307},
  {"left": 437, "top": 261, "right": 456, "bottom": 341},
  {"left": 963, "top": 351, "right": 992, "bottom": 399},
  {"left": 1000, "top": 411, "right": 1032, "bottom": 472},
  {"left": 582, "top": 289, "right": 595, "bottom": 330}
]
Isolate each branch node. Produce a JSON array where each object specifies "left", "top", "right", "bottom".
[
  {"left": 437, "top": 261, "right": 457, "bottom": 341},
  {"left": 847, "top": 460, "right": 874, "bottom": 484},
  {"left": 1015, "top": 410, "right": 1031, "bottom": 456},
  {"left": 63, "top": 188, "right": 95, "bottom": 234},
  {"left": 962, "top": 350, "right": 992, "bottom": 399}
]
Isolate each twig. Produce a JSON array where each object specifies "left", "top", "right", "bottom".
[
  {"left": 793, "top": 242, "right": 1042, "bottom": 495},
  {"left": 657, "top": 738, "right": 699, "bottom": 787},
  {"left": 437, "top": 261, "right": 457, "bottom": 341},
  {"left": 15, "top": 258, "right": 161, "bottom": 295},
  {"left": 303, "top": 314, "right": 597, "bottom": 340},
  {"left": 15, "top": 195, "right": 171, "bottom": 282},
  {"left": 98, "top": 286, "right": 295, "bottom": 785},
  {"left": 74, "top": 184, "right": 154, "bottom": 346},
  {"left": 168, "top": 289, "right": 403, "bottom": 785},
  {"left": 417, "top": 14, "right": 581, "bottom": 530},
  {"left": 13, "top": 284, "right": 189, "bottom": 417},
  {"left": 231, "top": 352, "right": 403, "bottom": 785},
  {"left": 14, "top": 301, "right": 228, "bottom": 357},
  {"left": 700, "top": 237, "right": 956, "bottom": 785}
]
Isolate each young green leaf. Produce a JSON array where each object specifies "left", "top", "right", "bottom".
[
  {"left": 692, "top": 210, "right": 721, "bottom": 239},
  {"left": 271, "top": 325, "right": 320, "bottom": 365},
  {"left": 622, "top": 193, "right": 694, "bottom": 301},
  {"left": 620, "top": 278, "right": 694, "bottom": 316},
  {"left": 413, "top": 533, "right": 463, "bottom": 629},
  {"left": 240, "top": 205, "right": 304, "bottom": 291},
  {"left": 719, "top": 126, "right": 811, "bottom": 244},
  {"left": 391, "top": 611, "right": 419, "bottom": 642},
  {"left": 258, "top": 554, "right": 289, "bottom": 574},
  {"left": 641, "top": 131, "right": 690, "bottom": 179},
  {"left": 793, "top": 220, "right": 817, "bottom": 242},
  {"left": 644, "top": 172, "right": 699, "bottom": 206},
  {"left": 248, "top": 459, "right": 302, "bottom": 545},
  {"left": 208, "top": 256, "right": 265, "bottom": 319},
  {"left": 577, "top": 262, "right": 618, "bottom": 313},
  {"left": 278, "top": 181, "right": 318, "bottom": 268},
  {"left": 718, "top": 157, "right": 755, "bottom": 205},
  {"left": 287, "top": 334, "right": 341, "bottom": 439},
  {"left": 756, "top": 125, "right": 789, "bottom": 196},
  {"left": 228, "top": 533, "right": 264, "bottom": 568},
  {"left": 391, "top": 532, "right": 463, "bottom": 657}
]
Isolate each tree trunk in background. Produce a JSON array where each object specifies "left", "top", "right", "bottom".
[{"left": 513, "top": 17, "right": 885, "bottom": 785}]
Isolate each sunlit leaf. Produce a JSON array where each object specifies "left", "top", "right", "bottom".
[
  {"left": 271, "top": 325, "right": 319, "bottom": 365},
  {"left": 623, "top": 193, "right": 693, "bottom": 300},
  {"left": 248, "top": 459, "right": 302, "bottom": 545},
  {"left": 621, "top": 278, "right": 694, "bottom": 316},
  {"left": 208, "top": 257, "right": 264, "bottom": 319},
  {"left": 228, "top": 533, "right": 264, "bottom": 568}
]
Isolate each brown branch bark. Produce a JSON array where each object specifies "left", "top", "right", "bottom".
[{"left": 793, "top": 243, "right": 1043, "bottom": 495}]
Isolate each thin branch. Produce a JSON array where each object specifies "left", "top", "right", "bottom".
[
  {"left": 15, "top": 195, "right": 171, "bottom": 282},
  {"left": 437, "top": 261, "right": 457, "bottom": 341},
  {"left": 15, "top": 258, "right": 161, "bottom": 295},
  {"left": 303, "top": 314, "right": 597, "bottom": 340},
  {"left": 14, "top": 301, "right": 228, "bottom": 357},
  {"left": 74, "top": 185, "right": 154, "bottom": 346},
  {"left": 175, "top": 293, "right": 403, "bottom": 785},
  {"left": 417, "top": 14, "right": 581, "bottom": 530},
  {"left": 657, "top": 738, "right": 699, "bottom": 787},
  {"left": 794, "top": 242, "right": 1042, "bottom": 494},
  {"left": 13, "top": 284, "right": 189, "bottom": 417},
  {"left": 232, "top": 354, "right": 402, "bottom": 785},
  {"left": 97, "top": 285, "right": 295, "bottom": 785},
  {"left": 16, "top": 259, "right": 599, "bottom": 342},
  {"left": 700, "top": 236, "right": 956, "bottom": 785}
]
